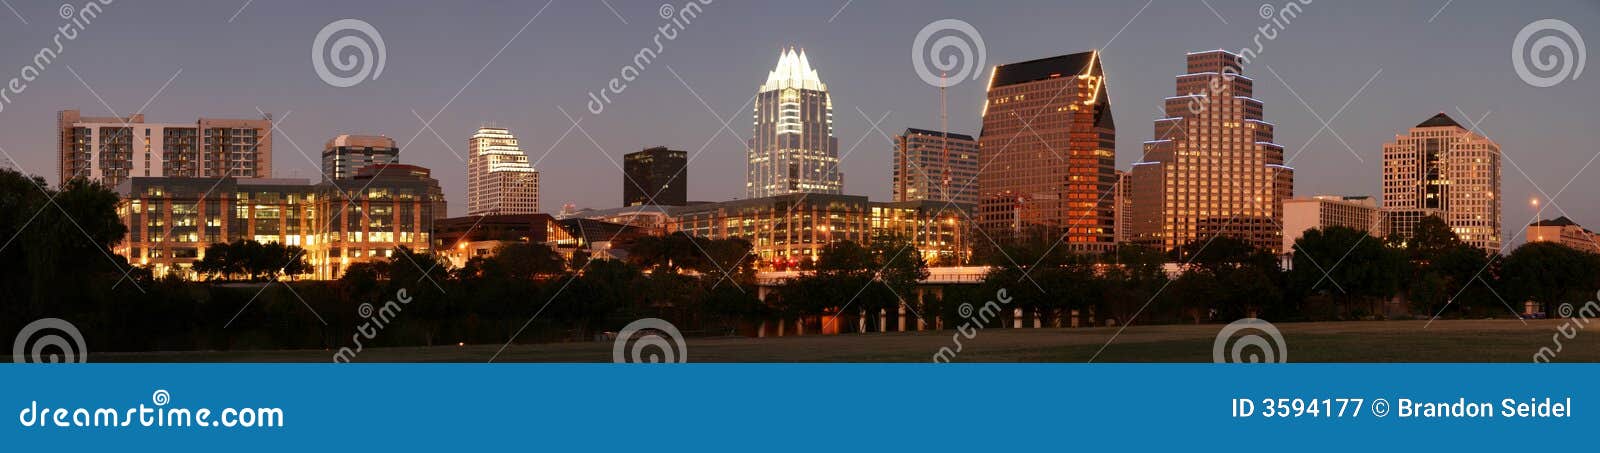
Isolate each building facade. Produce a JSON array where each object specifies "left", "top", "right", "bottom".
[
  {"left": 668, "top": 194, "right": 967, "bottom": 270},
  {"left": 893, "top": 128, "right": 979, "bottom": 206},
  {"left": 322, "top": 134, "right": 399, "bottom": 181},
  {"left": 1114, "top": 170, "right": 1133, "bottom": 244},
  {"left": 570, "top": 204, "right": 678, "bottom": 236},
  {"left": 623, "top": 146, "right": 688, "bottom": 206},
  {"left": 1131, "top": 50, "right": 1294, "bottom": 254},
  {"left": 434, "top": 214, "right": 573, "bottom": 268},
  {"left": 467, "top": 127, "right": 540, "bottom": 215},
  {"left": 316, "top": 164, "right": 447, "bottom": 279},
  {"left": 1381, "top": 113, "right": 1502, "bottom": 252},
  {"left": 59, "top": 109, "right": 272, "bottom": 188},
  {"left": 115, "top": 177, "right": 316, "bottom": 278},
  {"left": 114, "top": 164, "right": 445, "bottom": 280},
  {"left": 747, "top": 47, "right": 842, "bottom": 198},
  {"left": 977, "top": 51, "right": 1116, "bottom": 252},
  {"left": 1526, "top": 217, "right": 1600, "bottom": 254},
  {"left": 1282, "top": 196, "right": 1386, "bottom": 252}
]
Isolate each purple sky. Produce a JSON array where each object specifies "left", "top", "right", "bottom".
[{"left": 0, "top": 0, "right": 1595, "bottom": 248}]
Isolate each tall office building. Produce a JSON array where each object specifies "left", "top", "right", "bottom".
[
  {"left": 893, "top": 128, "right": 979, "bottom": 207},
  {"left": 623, "top": 146, "right": 688, "bottom": 206},
  {"left": 322, "top": 134, "right": 399, "bottom": 181},
  {"left": 467, "top": 127, "right": 540, "bottom": 215},
  {"left": 747, "top": 47, "right": 841, "bottom": 198},
  {"left": 978, "top": 51, "right": 1116, "bottom": 252},
  {"left": 1114, "top": 170, "right": 1133, "bottom": 244},
  {"left": 1381, "top": 113, "right": 1501, "bottom": 252},
  {"left": 1131, "top": 50, "right": 1293, "bottom": 253},
  {"left": 58, "top": 109, "right": 272, "bottom": 188}
]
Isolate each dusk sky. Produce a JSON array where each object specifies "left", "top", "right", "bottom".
[{"left": 1, "top": 0, "right": 1595, "bottom": 247}]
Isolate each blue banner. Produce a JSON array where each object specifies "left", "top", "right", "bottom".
[{"left": 1, "top": 364, "right": 1591, "bottom": 451}]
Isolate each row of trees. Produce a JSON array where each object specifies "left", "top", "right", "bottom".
[
  {"left": 5, "top": 166, "right": 1600, "bottom": 353},
  {"left": 193, "top": 240, "right": 310, "bottom": 281}
]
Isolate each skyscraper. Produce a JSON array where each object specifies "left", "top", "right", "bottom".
[
  {"left": 58, "top": 109, "right": 272, "bottom": 188},
  {"left": 1114, "top": 169, "right": 1132, "bottom": 244},
  {"left": 1130, "top": 50, "right": 1294, "bottom": 254},
  {"left": 623, "top": 146, "right": 688, "bottom": 206},
  {"left": 322, "top": 134, "right": 399, "bottom": 181},
  {"left": 1381, "top": 113, "right": 1502, "bottom": 252},
  {"left": 893, "top": 128, "right": 979, "bottom": 207},
  {"left": 467, "top": 127, "right": 540, "bottom": 215},
  {"left": 747, "top": 47, "right": 841, "bottom": 198},
  {"left": 977, "top": 51, "right": 1116, "bottom": 252}
]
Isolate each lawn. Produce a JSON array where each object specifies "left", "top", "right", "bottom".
[{"left": 98, "top": 319, "right": 1598, "bottom": 363}]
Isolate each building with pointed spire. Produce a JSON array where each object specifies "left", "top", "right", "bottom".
[
  {"left": 467, "top": 127, "right": 540, "bottom": 215},
  {"left": 747, "top": 47, "right": 841, "bottom": 198},
  {"left": 1130, "top": 50, "right": 1293, "bottom": 254},
  {"left": 1382, "top": 113, "right": 1501, "bottom": 252},
  {"left": 977, "top": 50, "right": 1116, "bottom": 252}
]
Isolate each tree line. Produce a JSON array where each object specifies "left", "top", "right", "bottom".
[{"left": 3, "top": 167, "right": 1597, "bottom": 354}]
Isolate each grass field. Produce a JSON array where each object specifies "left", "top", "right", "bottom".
[{"left": 98, "top": 319, "right": 1599, "bottom": 363}]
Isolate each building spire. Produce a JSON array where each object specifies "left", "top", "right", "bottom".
[{"left": 761, "top": 46, "right": 826, "bottom": 92}]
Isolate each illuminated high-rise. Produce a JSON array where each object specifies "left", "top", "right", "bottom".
[
  {"left": 1381, "top": 113, "right": 1501, "bottom": 252},
  {"left": 1130, "top": 50, "right": 1293, "bottom": 253},
  {"left": 893, "top": 128, "right": 978, "bottom": 206},
  {"left": 977, "top": 51, "right": 1115, "bottom": 252},
  {"left": 467, "top": 127, "right": 540, "bottom": 215},
  {"left": 747, "top": 47, "right": 841, "bottom": 198}
]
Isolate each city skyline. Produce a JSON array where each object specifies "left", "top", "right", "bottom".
[{"left": 0, "top": 1, "right": 1595, "bottom": 249}]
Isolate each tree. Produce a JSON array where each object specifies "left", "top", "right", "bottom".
[
  {"left": 1408, "top": 215, "right": 1463, "bottom": 261},
  {"left": 488, "top": 242, "right": 565, "bottom": 280},
  {"left": 1169, "top": 237, "right": 1284, "bottom": 322},
  {"left": 1289, "top": 226, "right": 1404, "bottom": 318},
  {"left": 866, "top": 235, "right": 929, "bottom": 332},
  {"left": 1501, "top": 242, "right": 1600, "bottom": 317},
  {"left": 0, "top": 170, "right": 139, "bottom": 348},
  {"left": 191, "top": 240, "right": 308, "bottom": 281}
]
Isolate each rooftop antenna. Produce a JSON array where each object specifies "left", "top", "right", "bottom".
[{"left": 940, "top": 70, "right": 950, "bottom": 202}]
